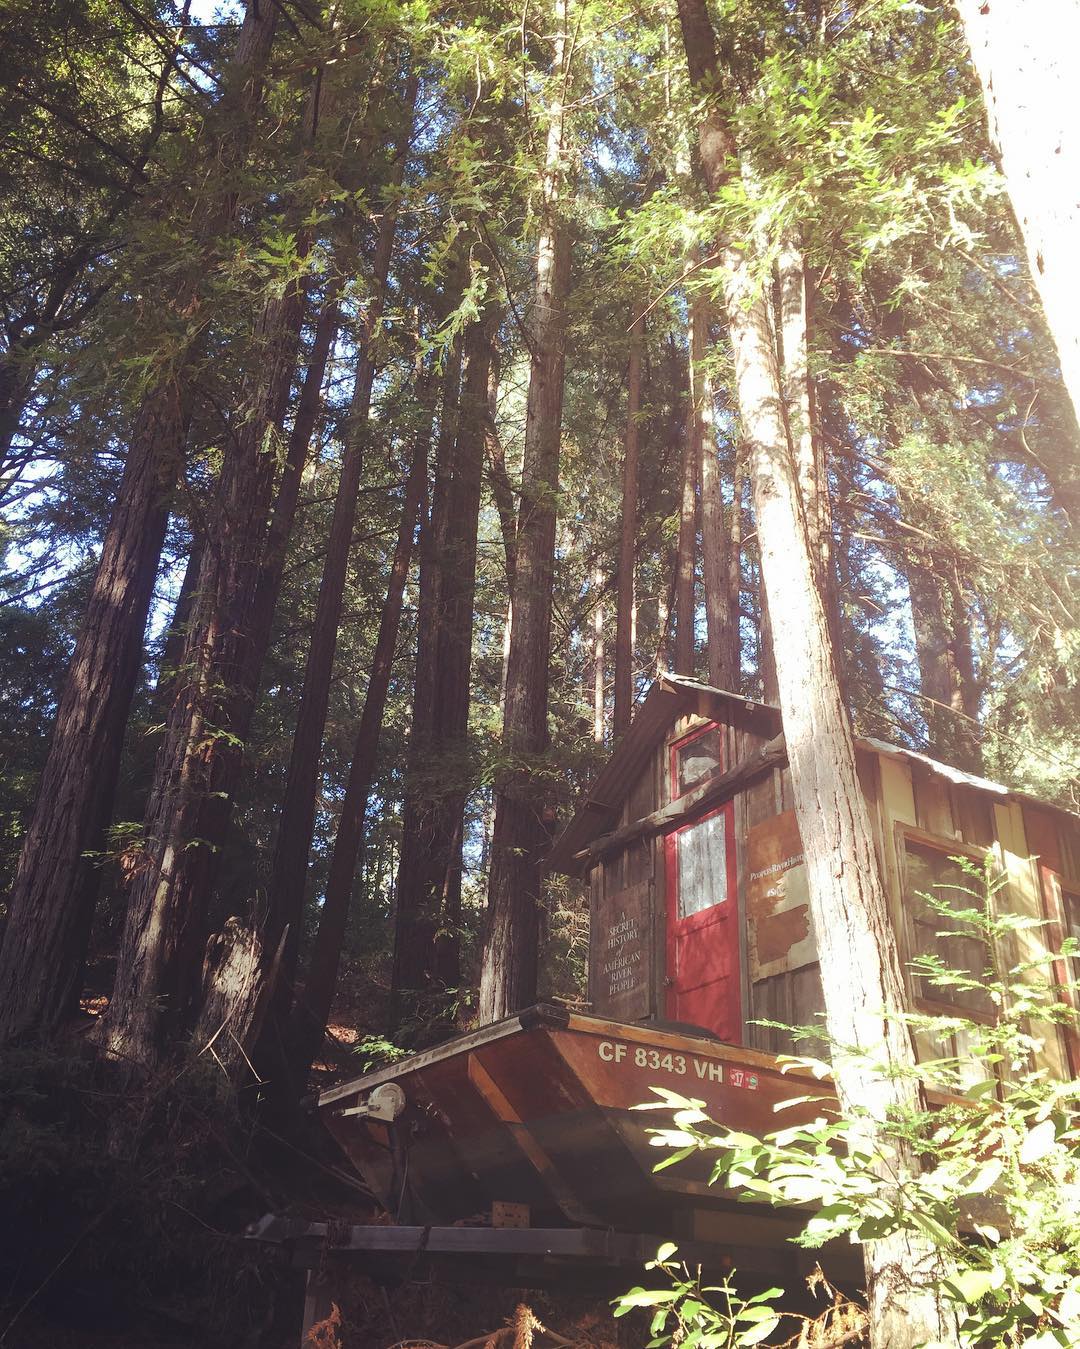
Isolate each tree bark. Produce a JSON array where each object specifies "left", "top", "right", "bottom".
[
  {"left": 239, "top": 286, "right": 342, "bottom": 728},
  {"left": 675, "top": 3, "right": 962, "bottom": 1343},
  {"left": 592, "top": 566, "right": 605, "bottom": 741},
  {"left": 776, "top": 237, "right": 844, "bottom": 683},
  {"left": 727, "top": 451, "right": 743, "bottom": 691},
  {"left": 907, "top": 549, "right": 983, "bottom": 771},
  {"left": 391, "top": 302, "right": 499, "bottom": 1026},
  {"left": 192, "top": 918, "right": 284, "bottom": 1083},
  {"left": 388, "top": 328, "right": 463, "bottom": 1028},
  {"left": 102, "top": 264, "right": 304, "bottom": 1069},
  {"left": 691, "top": 294, "right": 736, "bottom": 689},
  {"left": 0, "top": 0, "right": 277, "bottom": 1047},
  {"left": 613, "top": 319, "right": 642, "bottom": 733},
  {"left": 429, "top": 305, "right": 501, "bottom": 992},
  {"left": 156, "top": 538, "right": 203, "bottom": 709},
  {"left": 485, "top": 355, "right": 518, "bottom": 592},
  {"left": 673, "top": 384, "right": 697, "bottom": 676},
  {"left": 478, "top": 0, "right": 571, "bottom": 1024},
  {"left": 264, "top": 75, "right": 418, "bottom": 1008},
  {"left": 955, "top": 0, "right": 1080, "bottom": 432},
  {"left": 289, "top": 438, "right": 426, "bottom": 1080},
  {"left": 757, "top": 568, "right": 780, "bottom": 704}
]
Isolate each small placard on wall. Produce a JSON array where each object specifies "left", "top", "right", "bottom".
[
  {"left": 747, "top": 810, "right": 817, "bottom": 979},
  {"left": 590, "top": 879, "right": 651, "bottom": 1021}
]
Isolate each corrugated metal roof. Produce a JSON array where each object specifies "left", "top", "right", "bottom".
[
  {"left": 859, "top": 738, "right": 1009, "bottom": 797},
  {"left": 858, "top": 737, "right": 1078, "bottom": 825}
]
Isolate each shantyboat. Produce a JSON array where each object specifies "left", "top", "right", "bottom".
[
  {"left": 318, "top": 1003, "right": 832, "bottom": 1252},
  {"left": 316, "top": 676, "right": 1079, "bottom": 1263}
]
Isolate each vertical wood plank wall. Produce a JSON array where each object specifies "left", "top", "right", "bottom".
[{"left": 584, "top": 696, "right": 1080, "bottom": 1084}]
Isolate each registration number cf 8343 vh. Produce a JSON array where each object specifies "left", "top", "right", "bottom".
[{"left": 596, "top": 1039, "right": 759, "bottom": 1089}]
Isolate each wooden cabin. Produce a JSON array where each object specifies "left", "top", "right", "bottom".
[
  {"left": 547, "top": 674, "right": 1080, "bottom": 1078},
  {"left": 299, "top": 675, "right": 1080, "bottom": 1302}
]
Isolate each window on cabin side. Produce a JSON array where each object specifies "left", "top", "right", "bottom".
[
  {"left": 675, "top": 808, "right": 730, "bottom": 919},
  {"left": 1062, "top": 885, "right": 1080, "bottom": 985},
  {"left": 904, "top": 840, "right": 993, "bottom": 1018},
  {"left": 671, "top": 724, "right": 723, "bottom": 799}
]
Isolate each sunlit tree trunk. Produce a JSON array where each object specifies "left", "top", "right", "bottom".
[
  {"left": 776, "top": 238, "right": 843, "bottom": 685},
  {"left": 0, "top": 0, "right": 277, "bottom": 1047},
  {"left": 956, "top": 0, "right": 1080, "bottom": 432},
  {"left": 691, "top": 295, "right": 735, "bottom": 689},
  {"left": 479, "top": 0, "right": 571, "bottom": 1024},
  {"left": 676, "top": 2, "right": 962, "bottom": 1342},
  {"left": 614, "top": 318, "right": 642, "bottom": 733},
  {"left": 673, "top": 385, "right": 697, "bottom": 677}
]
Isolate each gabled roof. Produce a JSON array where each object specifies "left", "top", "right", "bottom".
[
  {"left": 546, "top": 675, "right": 1078, "bottom": 877},
  {"left": 546, "top": 675, "right": 780, "bottom": 875}
]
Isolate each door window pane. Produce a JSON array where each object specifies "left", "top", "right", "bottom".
[
  {"left": 677, "top": 810, "right": 729, "bottom": 919},
  {"left": 904, "top": 841, "right": 993, "bottom": 1017},
  {"left": 675, "top": 726, "right": 722, "bottom": 797}
]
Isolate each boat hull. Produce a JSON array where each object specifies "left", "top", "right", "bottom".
[{"left": 319, "top": 1006, "right": 833, "bottom": 1246}]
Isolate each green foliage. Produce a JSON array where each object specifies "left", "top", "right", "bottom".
[
  {"left": 616, "top": 1243, "right": 782, "bottom": 1347},
  {"left": 0, "top": 0, "right": 1076, "bottom": 1149},
  {"left": 632, "top": 858, "right": 1080, "bottom": 1346},
  {"left": 0, "top": 1042, "right": 289, "bottom": 1345}
]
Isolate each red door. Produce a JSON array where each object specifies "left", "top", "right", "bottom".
[{"left": 664, "top": 799, "right": 741, "bottom": 1042}]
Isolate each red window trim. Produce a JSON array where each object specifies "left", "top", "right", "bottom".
[{"left": 668, "top": 721, "right": 724, "bottom": 801}]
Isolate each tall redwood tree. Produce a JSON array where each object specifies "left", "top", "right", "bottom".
[
  {"left": 0, "top": 0, "right": 279, "bottom": 1046},
  {"left": 675, "top": 1, "right": 962, "bottom": 1342}
]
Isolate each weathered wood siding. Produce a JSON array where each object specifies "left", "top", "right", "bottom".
[{"left": 585, "top": 693, "right": 1080, "bottom": 1084}]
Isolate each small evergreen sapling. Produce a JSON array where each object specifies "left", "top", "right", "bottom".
[{"left": 621, "top": 856, "right": 1080, "bottom": 1347}]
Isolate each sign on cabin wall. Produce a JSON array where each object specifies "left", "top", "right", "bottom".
[
  {"left": 746, "top": 811, "right": 817, "bottom": 979},
  {"left": 591, "top": 879, "right": 652, "bottom": 1021}
]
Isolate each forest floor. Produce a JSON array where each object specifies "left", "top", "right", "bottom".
[{"left": 0, "top": 973, "right": 651, "bottom": 1349}]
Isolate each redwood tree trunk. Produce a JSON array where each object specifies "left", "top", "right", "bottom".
[
  {"left": 289, "top": 439, "right": 426, "bottom": 1079},
  {"left": 675, "top": 2, "right": 961, "bottom": 1343},
  {"left": 673, "top": 385, "right": 697, "bottom": 677},
  {"left": 389, "top": 328, "right": 463, "bottom": 1027},
  {"left": 478, "top": 0, "right": 571, "bottom": 1024},
  {"left": 592, "top": 566, "right": 605, "bottom": 741},
  {"left": 0, "top": 0, "right": 277, "bottom": 1046},
  {"left": 391, "top": 303, "right": 499, "bottom": 1024},
  {"left": 484, "top": 355, "right": 518, "bottom": 592},
  {"left": 428, "top": 304, "right": 500, "bottom": 991},
  {"left": 907, "top": 549, "right": 982, "bottom": 771},
  {"left": 691, "top": 294, "right": 736, "bottom": 688},
  {"left": 238, "top": 286, "right": 342, "bottom": 728},
  {"left": 613, "top": 319, "right": 642, "bottom": 733},
  {"left": 776, "top": 237, "right": 843, "bottom": 679},
  {"left": 265, "top": 76, "right": 418, "bottom": 1006},
  {"left": 102, "top": 269, "right": 304, "bottom": 1069},
  {"left": 956, "top": 0, "right": 1080, "bottom": 432}
]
